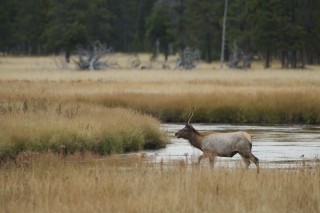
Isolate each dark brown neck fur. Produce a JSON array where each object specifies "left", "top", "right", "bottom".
[{"left": 188, "top": 128, "right": 203, "bottom": 151}]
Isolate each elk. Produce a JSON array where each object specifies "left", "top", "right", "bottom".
[{"left": 175, "top": 109, "right": 260, "bottom": 173}]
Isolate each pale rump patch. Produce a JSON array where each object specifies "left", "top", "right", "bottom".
[{"left": 242, "top": 132, "right": 252, "bottom": 144}]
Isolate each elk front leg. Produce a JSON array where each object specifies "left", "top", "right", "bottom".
[
  {"left": 197, "top": 154, "right": 205, "bottom": 165},
  {"left": 197, "top": 152, "right": 209, "bottom": 165},
  {"left": 208, "top": 153, "right": 216, "bottom": 168}
]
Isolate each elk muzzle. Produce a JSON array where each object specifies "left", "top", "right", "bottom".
[{"left": 175, "top": 132, "right": 181, "bottom": 138}]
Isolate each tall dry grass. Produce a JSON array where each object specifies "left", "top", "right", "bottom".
[
  {"left": 1, "top": 57, "right": 320, "bottom": 213},
  {"left": 1, "top": 56, "right": 320, "bottom": 124},
  {"left": 74, "top": 90, "right": 319, "bottom": 124},
  {"left": 0, "top": 101, "right": 167, "bottom": 161},
  {"left": 1, "top": 88, "right": 319, "bottom": 124},
  {"left": 1, "top": 156, "right": 319, "bottom": 213}
]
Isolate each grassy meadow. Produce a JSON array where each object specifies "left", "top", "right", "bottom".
[
  {"left": 1, "top": 55, "right": 320, "bottom": 124},
  {"left": 1, "top": 55, "right": 320, "bottom": 157},
  {"left": 1, "top": 157, "right": 320, "bottom": 213},
  {"left": 1, "top": 56, "right": 320, "bottom": 212}
]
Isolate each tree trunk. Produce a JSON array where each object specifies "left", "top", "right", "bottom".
[
  {"left": 206, "top": 34, "right": 212, "bottom": 63},
  {"left": 65, "top": 50, "right": 71, "bottom": 63},
  {"left": 299, "top": 49, "right": 306, "bottom": 68},
  {"left": 177, "top": 0, "right": 185, "bottom": 51},
  {"left": 281, "top": 51, "right": 288, "bottom": 68},
  {"left": 306, "top": 50, "right": 313, "bottom": 64},
  {"left": 164, "top": 44, "right": 169, "bottom": 61},
  {"left": 220, "top": 0, "right": 228, "bottom": 69},
  {"left": 289, "top": 50, "right": 297, "bottom": 69},
  {"left": 264, "top": 50, "right": 271, "bottom": 68}
]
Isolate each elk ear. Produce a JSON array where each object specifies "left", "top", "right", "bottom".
[{"left": 187, "top": 107, "right": 194, "bottom": 125}]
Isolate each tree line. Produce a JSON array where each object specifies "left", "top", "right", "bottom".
[{"left": 1, "top": 0, "right": 320, "bottom": 68}]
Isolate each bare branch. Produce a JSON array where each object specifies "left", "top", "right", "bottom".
[{"left": 74, "top": 41, "right": 118, "bottom": 70}]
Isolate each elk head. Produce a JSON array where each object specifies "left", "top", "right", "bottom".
[{"left": 175, "top": 108, "right": 197, "bottom": 139}]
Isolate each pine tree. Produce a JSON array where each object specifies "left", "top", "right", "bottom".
[
  {"left": 146, "top": 5, "right": 174, "bottom": 60},
  {"left": 185, "top": 0, "right": 223, "bottom": 62},
  {"left": 0, "top": 0, "right": 17, "bottom": 53},
  {"left": 227, "top": 0, "right": 255, "bottom": 68},
  {"left": 43, "top": 0, "right": 117, "bottom": 62},
  {"left": 14, "top": 0, "right": 48, "bottom": 54},
  {"left": 250, "top": 0, "right": 277, "bottom": 68}
]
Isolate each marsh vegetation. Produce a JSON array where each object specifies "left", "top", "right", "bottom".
[
  {"left": 1, "top": 156, "right": 320, "bottom": 213},
  {"left": 1, "top": 56, "right": 320, "bottom": 212},
  {"left": 1, "top": 56, "right": 320, "bottom": 124},
  {"left": 0, "top": 101, "right": 167, "bottom": 162}
]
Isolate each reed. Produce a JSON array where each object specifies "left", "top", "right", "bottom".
[{"left": 0, "top": 157, "right": 319, "bottom": 213}]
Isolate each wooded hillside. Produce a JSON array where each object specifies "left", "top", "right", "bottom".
[{"left": 1, "top": 0, "right": 320, "bottom": 68}]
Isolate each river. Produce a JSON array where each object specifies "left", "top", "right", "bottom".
[{"left": 144, "top": 124, "right": 320, "bottom": 169}]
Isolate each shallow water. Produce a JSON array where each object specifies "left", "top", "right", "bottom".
[{"left": 144, "top": 124, "right": 320, "bottom": 169}]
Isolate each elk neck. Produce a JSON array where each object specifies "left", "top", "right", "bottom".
[{"left": 187, "top": 128, "right": 204, "bottom": 151}]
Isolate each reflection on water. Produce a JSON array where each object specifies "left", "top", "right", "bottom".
[{"left": 144, "top": 124, "right": 320, "bottom": 169}]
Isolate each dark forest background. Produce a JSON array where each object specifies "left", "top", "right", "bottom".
[{"left": 1, "top": 0, "right": 320, "bottom": 68}]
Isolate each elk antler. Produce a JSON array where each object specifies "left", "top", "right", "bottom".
[{"left": 187, "top": 107, "right": 194, "bottom": 125}]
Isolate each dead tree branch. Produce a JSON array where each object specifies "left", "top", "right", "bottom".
[
  {"left": 175, "top": 47, "right": 200, "bottom": 70},
  {"left": 74, "top": 41, "right": 119, "bottom": 70}
]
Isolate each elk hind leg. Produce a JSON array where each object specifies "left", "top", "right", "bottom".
[
  {"left": 239, "top": 153, "right": 251, "bottom": 169},
  {"left": 249, "top": 153, "right": 260, "bottom": 174}
]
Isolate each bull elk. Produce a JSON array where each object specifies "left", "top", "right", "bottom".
[{"left": 175, "top": 109, "right": 260, "bottom": 173}]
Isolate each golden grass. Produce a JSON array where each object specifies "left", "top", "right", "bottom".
[
  {"left": 1, "top": 56, "right": 320, "bottom": 212},
  {"left": 2, "top": 56, "right": 320, "bottom": 95},
  {"left": 1, "top": 55, "right": 320, "bottom": 85},
  {"left": 1, "top": 156, "right": 319, "bottom": 213},
  {"left": 1, "top": 56, "right": 320, "bottom": 123},
  {"left": 0, "top": 102, "right": 167, "bottom": 161}
]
